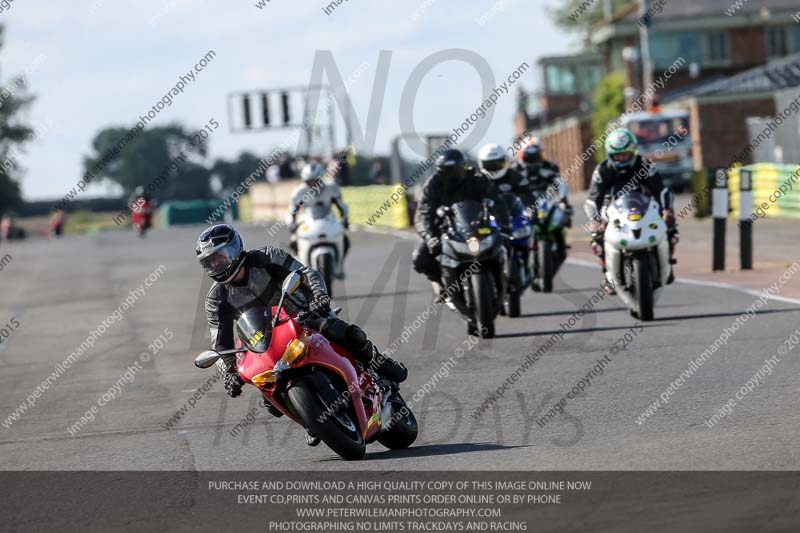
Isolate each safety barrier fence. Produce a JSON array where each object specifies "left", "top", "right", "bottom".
[
  {"left": 727, "top": 163, "right": 800, "bottom": 220},
  {"left": 341, "top": 185, "right": 410, "bottom": 229}
]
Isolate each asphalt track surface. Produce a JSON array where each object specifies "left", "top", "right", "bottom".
[{"left": 1, "top": 223, "right": 800, "bottom": 472}]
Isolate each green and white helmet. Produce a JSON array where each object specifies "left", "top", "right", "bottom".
[{"left": 605, "top": 128, "right": 638, "bottom": 169}]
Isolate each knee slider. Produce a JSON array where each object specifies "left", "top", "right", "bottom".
[{"left": 346, "top": 324, "right": 368, "bottom": 348}]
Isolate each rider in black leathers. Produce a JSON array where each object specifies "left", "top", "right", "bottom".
[
  {"left": 477, "top": 143, "right": 537, "bottom": 281},
  {"left": 515, "top": 139, "right": 569, "bottom": 209},
  {"left": 478, "top": 143, "right": 537, "bottom": 207},
  {"left": 412, "top": 148, "right": 511, "bottom": 292}
]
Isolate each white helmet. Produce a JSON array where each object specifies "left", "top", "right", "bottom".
[
  {"left": 478, "top": 143, "right": 508, "bottom": 180},
  {"left": 300, "top": 162, "right": 325, "bottom": 183}
]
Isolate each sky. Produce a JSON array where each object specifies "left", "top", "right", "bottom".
[{"left": 1, "top": 0, "right": 575, "bottom": 200}]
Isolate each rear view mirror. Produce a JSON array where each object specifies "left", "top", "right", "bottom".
[
  {"left": 282, "top": 271, "right": 302, "bottom": 296},
  {"left": 274, "top": 271, "right": 303, "bottom": 328},
  {"left": 194, "top": 350, "right": 222, "bottom": 369}
]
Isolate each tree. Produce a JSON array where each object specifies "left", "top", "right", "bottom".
[
  {"left": 0, "top": 25, "right": 35, "bottom": 217},
  {"left": 590, "top": 72, "right": 626, "bottom": 162},
  {"left": 548, "top": 0, "right": 634, "bottom": 34},
  {"left": 211, "top": 151, "right": 265, "bottom": 194},
  {"left": 83, "top": 124, "right": 213, "bottom": 201}
]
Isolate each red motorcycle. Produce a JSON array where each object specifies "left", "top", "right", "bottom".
[
  {"left": 131, "top": 198, "right": 153, "bottom": 237},
  {"left": 194, "top": 272, "right": 418, "bottom": 460}
]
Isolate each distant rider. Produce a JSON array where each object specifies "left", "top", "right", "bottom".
[
  {"left": 478, "top": 143, "right": 537, "bottom": 207},
  {"left": 477, "top": 143, "right": 537, "bottom": 279},
  {"left": 584, "top": 128, "right": 678, "bottom": 294},
  {"left": 130, "top": 186, "right": 152, "bottom": 210},
  {"left": 196, "top": 224, "right": 407, "bottom": 445},
  {"left": 286, "top": 162, "right": 350, "bottom": 277},
  {"left": 516, "top": 138, "right": 571, "bottom": 210},
  {"left": 412, "top": 148, "right": 511, "bottom": 297}
]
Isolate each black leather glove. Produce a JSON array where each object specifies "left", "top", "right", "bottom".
[
  {"left": 661, "top": 209, "right": 676, "bottom": 228},
  {"left": 309, "top": 293, "right": 332, "bottom": 316},
  {"left": 425, "top": 235, "right": 441, "bottom": 256},
  {"left": 223, "top": 371, "right": 244, "bottom": 398}
]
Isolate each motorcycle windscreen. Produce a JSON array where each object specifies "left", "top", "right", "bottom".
[
  {"left": 306, "top": 202, "right": 332, "bottom": 220},
  {"left": 612, "top": 191, "right": 651, "bottom": 219},
  {"left": 235, "top": 307, "right": 272, "bottom": 353},
  {"left": 449, "top": 200, "right": 484, "bottom": 229}
]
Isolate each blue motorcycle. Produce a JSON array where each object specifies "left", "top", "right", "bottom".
[{"left": 501, "top": 194, "right": 533, "bottom": 317}]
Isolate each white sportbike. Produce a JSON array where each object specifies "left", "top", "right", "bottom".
[
  {"left": 295, "top": 202, "right": 346, "bottom": 297},
  {"left": 603, "top": 190, "right": 670, "bottom": 321}
]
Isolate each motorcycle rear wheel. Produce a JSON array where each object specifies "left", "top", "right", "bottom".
[
  {"left": 505, "top": 283, "right": 521, "bottom": 318},
  {"left": 288, "top": 376, "right": 366, "bottom": 460}
]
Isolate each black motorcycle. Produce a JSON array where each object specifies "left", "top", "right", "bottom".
[{"left": 436, "top": 199, "right": 507, "bottom": 338}]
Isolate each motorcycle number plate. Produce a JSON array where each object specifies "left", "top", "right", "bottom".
[{"left": 477, "top": 227, "right": 491, "bottom": 235}]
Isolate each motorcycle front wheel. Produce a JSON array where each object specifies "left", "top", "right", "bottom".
[
  {"left": 470, "top": 270, "right": 495, "bottom": 338},
  {"left": 633, "top": 254, "right": 655, "bottom": 321},
  {"left": 377, "top": 392, "right": 418, "bottom": 450},
  {"left": 288, "top": 375, "right": 366, "bottom": 460},
  {"left": 539, "top": 240, "right": 554, "bottom": 293},
  {"left": 316, "top": 253, "right": 335, "bottom": 298}
]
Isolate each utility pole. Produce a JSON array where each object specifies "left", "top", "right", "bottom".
[{"left": 638, "top": 0, "right": 654, "bottom": 100}]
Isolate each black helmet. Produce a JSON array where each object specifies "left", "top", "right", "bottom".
[
  {"left": 521, "top": 142, "right": 543, "bottom": 165},
  {"left": 436, "top": 148, "right": 467, "bottom": 180},
  {"left": 196, "top": 224, "right": 245, "bottom": 283}
]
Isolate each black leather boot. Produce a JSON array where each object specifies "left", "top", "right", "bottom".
[{"left": 370, "top": 347, "right": 408, "bottom": 383}]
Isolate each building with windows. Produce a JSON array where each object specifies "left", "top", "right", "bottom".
[
  {"left": 538, "top": 53, "right": 605, "bottom": 122},
  {"left": 591, "top": 0, "right": 800, "bottom": 97},
  {"left": 515, "top": 0, "right": 800, "bottom": 191}
]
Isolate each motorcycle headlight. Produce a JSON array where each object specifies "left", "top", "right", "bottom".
[{"left": 467, "top": 237, "right": 480, "bottom": 254}]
